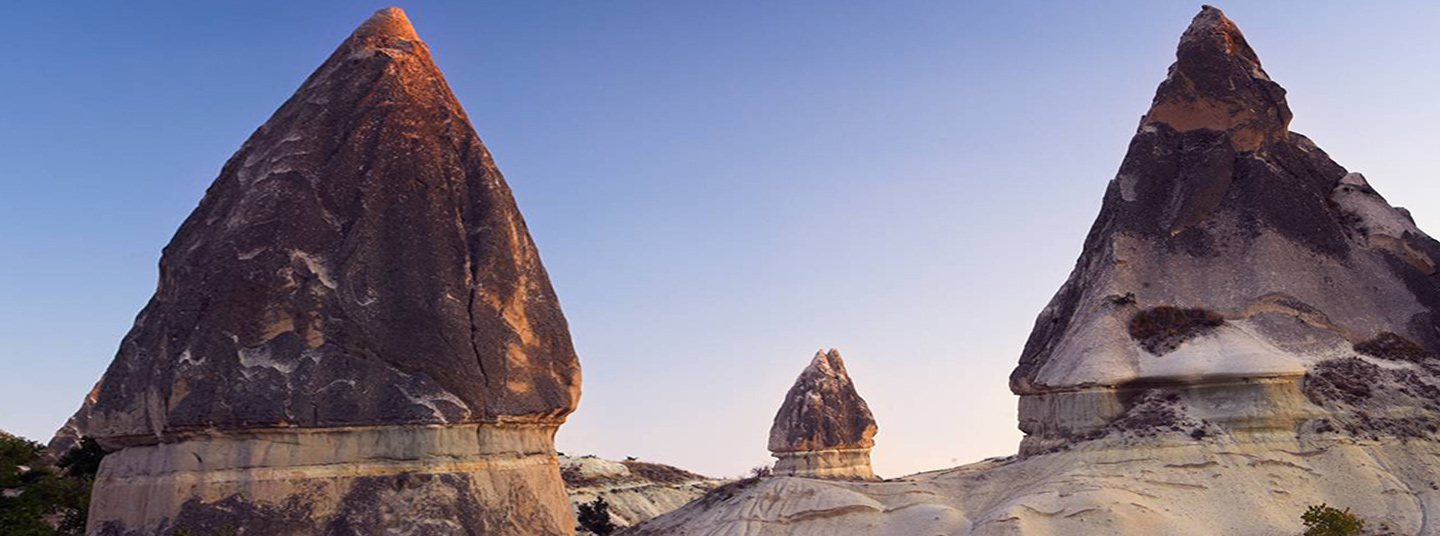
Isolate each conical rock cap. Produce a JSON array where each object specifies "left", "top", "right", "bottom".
[
  {"left": 769, "top": 349, "right": 878, "bottom": 453},
  {"left": 78, "top": 7, "right": 581, "bottom": 442}
]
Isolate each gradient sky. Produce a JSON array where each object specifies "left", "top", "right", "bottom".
[{"left": 2, "top": 1, "right": 1438, "bottom": 478}]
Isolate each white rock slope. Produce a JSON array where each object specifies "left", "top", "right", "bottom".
[
  {"left": 562, "top": 455, "right": 723, "bottom": 530},
  {"left": 627, "top": 442, "right": 1440, "bottom": 536}
]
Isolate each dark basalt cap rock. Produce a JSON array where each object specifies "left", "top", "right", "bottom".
[
  {"left": 1010, "top": 6, "right": 1440, "bottom": 396},
  {"left": 74, "top": 7, "right": 581, "bottom": 443},
  {"left": 1143, "top": 5, "right": 1291, "bottom": 152},
  {"left": 769, "top": 349, "right": 877, "bottom": 453}
]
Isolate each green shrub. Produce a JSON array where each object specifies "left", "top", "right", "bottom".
[
  {"left": 0, "top": 434, "right": 104, "bottom": 536},
  {"left": 577, "top": 496, "right": 618, "bottom": 535},
  {"left": 56, "top": 437, "right": 105, "bottom": 479},
  {"left": 1301, "top": 504, "right": 1364, "bottom": 536},
  {"left": 0, "top": 435, "right": 45, "bottom": 489}
]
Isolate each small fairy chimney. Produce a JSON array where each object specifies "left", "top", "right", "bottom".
[{"left": 768, "top": 349, "right": 879, "bottom": 479}]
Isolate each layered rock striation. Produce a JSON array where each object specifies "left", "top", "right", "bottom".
[
  {"left": 627, "top": 7, "right": 1440, "bottom": 535},
  {"left": 1010, "top": 4, "right": 1440, "bottom": 455},
  {"left": 65, "top": 8, "right": 582, "bottom": 535},
  {"left": 768, "top": 349, "right": 878, "bottom": 479}
]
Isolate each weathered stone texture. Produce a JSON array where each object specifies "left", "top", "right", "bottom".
[
  {"left": 559, "top": 455, "right": 723, "bottom": 529},
  {"left": 768, "top": 349, "right": 877, "bottom": 479},
  {"left": 1009, "top": 5, "right": 1440, "bottom": 452},
  {"left": 625, "top": 7, "right": 1440, "bottom": 536},
  {"left": 66, "top": 8, "right": 582, "bottom": 535}
]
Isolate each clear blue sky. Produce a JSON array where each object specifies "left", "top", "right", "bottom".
[{"left": 2, "top": 1, "right": 1437, "bottom": 478}]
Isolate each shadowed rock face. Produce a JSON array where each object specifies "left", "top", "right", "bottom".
[
  {"left": 768, "top": 349, "right": 877, "bottom": 479},
  {"left": 68, "top": 8, "right": 581, "bottom": 535},
  {"left": 1011, "top": 5, "right": 1440, "bottom": 453}
]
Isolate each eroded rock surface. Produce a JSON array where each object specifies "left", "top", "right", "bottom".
[
  {"left": 624, "top": 7, "right": 1440, "bottom": 535},
  {"left": 1009, "top": 4, "right": 1440, "bottom": 454},
  {"left": 560, "top": 455, "right": 723, "bottom": 530},
  {"left": 768, "top": 349, "right": 878, "bottom": 479},
  {"left": 627, "top": 442, "right": 1440, "bottom": 536},
  {"left": 63, "top": 7, "right": 581, "bottom": 536}
]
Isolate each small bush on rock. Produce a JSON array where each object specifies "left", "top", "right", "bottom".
[
  {"left": 1301, "top": 504, "right": 1364, "bottom": 536},
  {"left": 577, "top": 496, "right": 617, "bottom": 535},
  {"left": 56, "top": 437, "right": 104, "bottom": 479},
  {"left": 1128, "top": 306, "right": 1225, "bottom": 355}
]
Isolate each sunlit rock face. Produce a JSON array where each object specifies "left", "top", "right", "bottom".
[
  {"left": 626, "top": 8, "right": 1440, "bottom": 536},
  {"left": 768, "top": 349, "right": 877, "bottom": 479},
  {"left": 65, "top": 8, "right": 582, "bottom": 535},
  {"left": 1010, "top": 4, "right": 1440, "bottom": 455}
]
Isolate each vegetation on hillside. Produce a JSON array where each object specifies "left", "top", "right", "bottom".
[
  {"left": 1301, "top": 504, "right": 1365, "bottom": 536},
  {"left": 577, "top": 496, "right": 617, "bottom": 535},
  {"left": 0, "top": 433, "right": 104, "bottom": 536}
]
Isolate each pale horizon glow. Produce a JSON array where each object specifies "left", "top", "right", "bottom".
[{"left": 2, "top": 2, "right": 1438, "bottom": 479}]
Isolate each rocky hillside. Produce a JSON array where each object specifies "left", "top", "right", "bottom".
[
  {"left": 624, "top": 7, "right": 1440, "bottom": 535},
  {"left": 561, "top": 455, "right": 723, "bottom": 530}
]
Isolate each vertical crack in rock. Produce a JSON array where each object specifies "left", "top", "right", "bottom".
[
  {"left": 55, "top": 7, "right": 581, "bottom": 535},
  {"left": 768, "top": 349, "right": 879, "bottom": 479}
]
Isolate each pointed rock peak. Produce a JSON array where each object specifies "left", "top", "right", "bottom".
[
  {"left": 76, "top": 5, "right": 580, "bottom": 441},
  {"left": 1010, "top": 6, "right": 1440, "bottom": 457},
  {"left": 1143, "top": 5, "right": 1291, "bottom": 151},
  {"left": 352, "top": 7, "right": 420, "bottom": 42},
  {"left": 69, "top": 9, "right": 583, "bottom": 534},
  {"left": 769, "top": 348, "right": 877, "bottom": 454},
  {"left": 768, "top": 349, "right": 878, "bottom": 479},
  {"left": 808, "top": 348, "right": 847, "bottom": 377},
  {"left": 1181, "top": 6, "right": 1259, "bottom": 64}
]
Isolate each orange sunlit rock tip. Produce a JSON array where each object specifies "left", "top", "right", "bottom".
[{"left": 354, "top": 6, "right": 420, "bottom": 42}]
